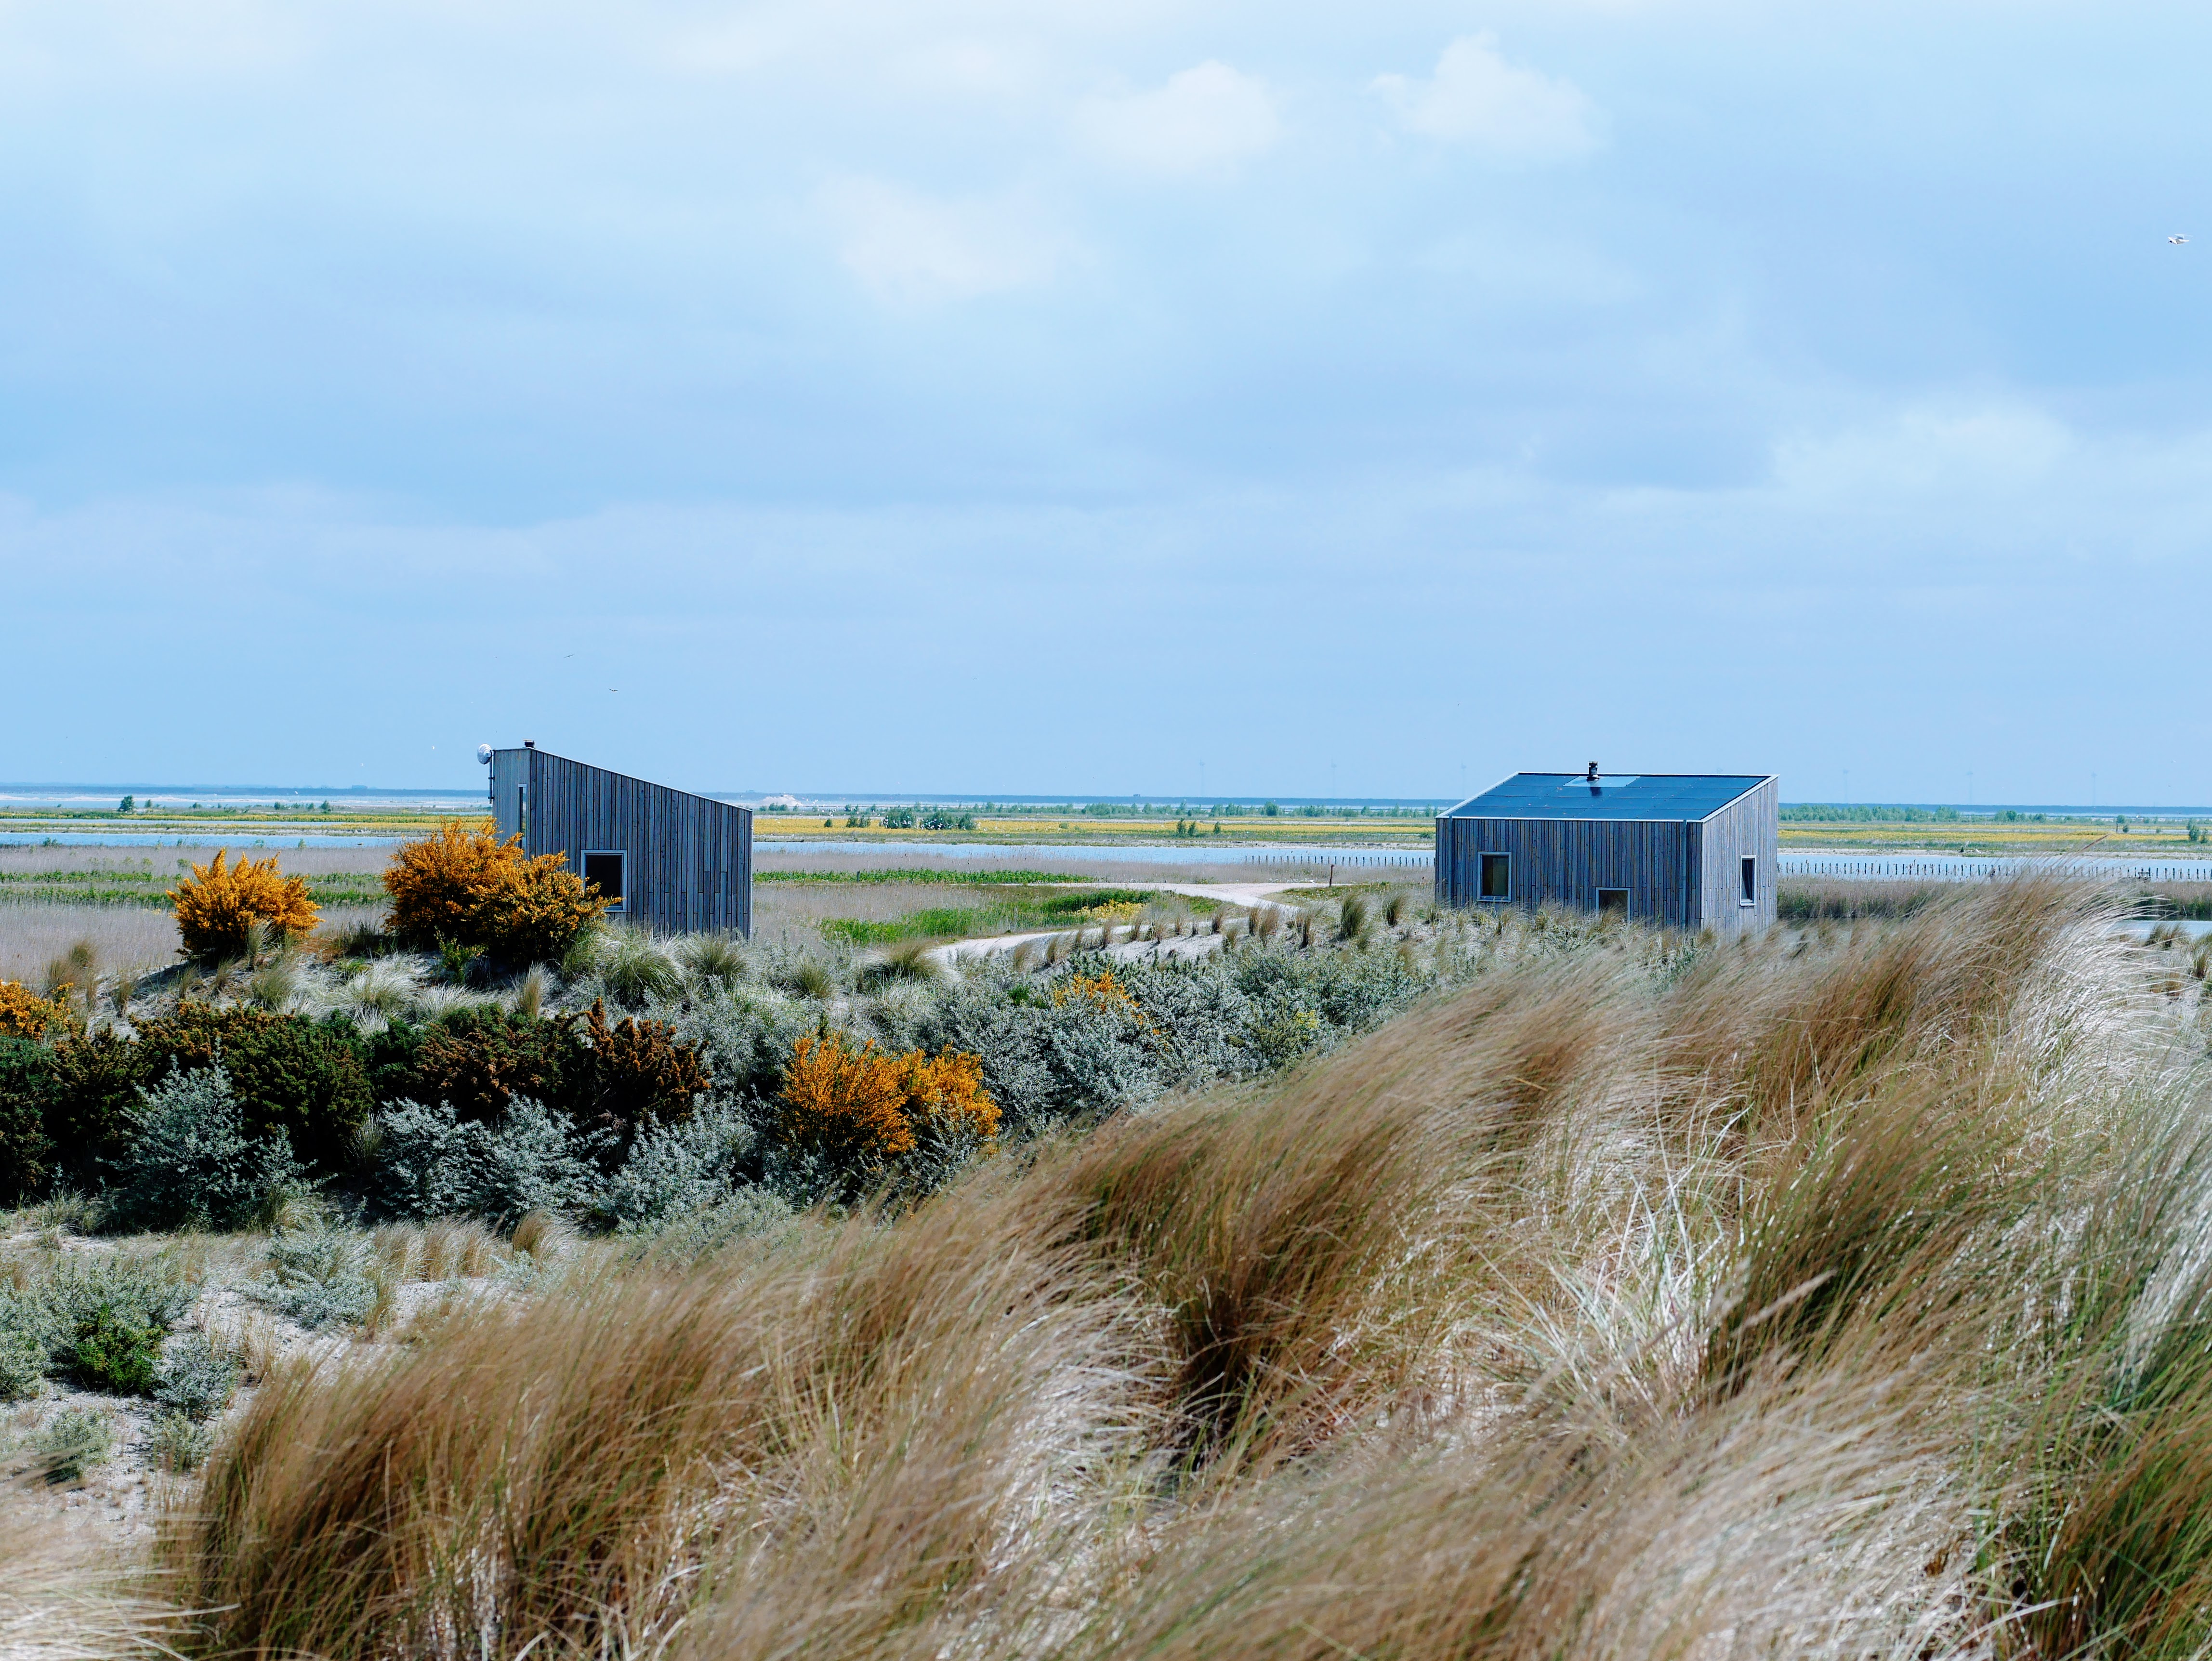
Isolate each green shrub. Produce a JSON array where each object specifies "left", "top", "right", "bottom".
[
  {"left": 106, "top": 1065, "right": 303, "bottom": 1233},
  {"left": 0, "top": 1035, "right": 57, "bottom": 1204},
  {"left": 128, "top": 1003, "right": 370, "bottom": 1173},
  {"left": 574, "top": 1000, "right": 710, "bottom": 1142},
  {"left": 33, "top": 1405, "right": 114, "bottom": 1484},
  {"left": 44, "top": 1028, "right": 158, "bottom": 1188},
  {"left": 67, "top": 1303, "right": 165, "bottom": 1394},
  {"left": 34, "top": 1255, "right": 197, "bottom": 1393},
  {"left": 408, "top": 1008, "right": 578, "bottom": 1123}
]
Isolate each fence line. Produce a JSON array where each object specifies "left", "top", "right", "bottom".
[{"left": 1212, "top": 852, "right": 2212, "bottom": 883}]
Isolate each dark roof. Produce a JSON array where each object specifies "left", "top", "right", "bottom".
[{"left": 1442, "top": 773, "right": 1770, "bottom": 822}]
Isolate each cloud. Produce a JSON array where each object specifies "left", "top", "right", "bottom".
[
  {"left": 819, "top": 176, "right": 1067, "bottom": 304},
  {"left": 1770, "top": 404, "right": 2077, "bottom": 502},
  {"left": 1073, "top": 61, "right": 1280, "bottom": 179},
  {"left": 1373, "top": 35, "right": 1600, "bottom": 159}
]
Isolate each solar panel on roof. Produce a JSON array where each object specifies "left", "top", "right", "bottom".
[{"left": 1440, "top": 773, "right": 1768, "bottom": 822}]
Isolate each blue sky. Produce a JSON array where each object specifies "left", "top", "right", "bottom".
[{"left": 4, "top": 0, "right": 2208, "bottom": 802}]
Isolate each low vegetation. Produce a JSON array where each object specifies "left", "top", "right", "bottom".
[{"left": 0, "top": 875, "right": 2179, "bottom": 1659}]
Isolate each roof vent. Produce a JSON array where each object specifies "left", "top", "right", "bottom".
[
  {"left": 524, "top": 739, "right": 536, "bottom": 749},
  {"left": 1585, "top": 761, "right": 1599, "bottom": 782}
]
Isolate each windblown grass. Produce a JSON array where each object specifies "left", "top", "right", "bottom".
[{"left": 141, "top": 876, "right": 2212, "bottom": 1661}]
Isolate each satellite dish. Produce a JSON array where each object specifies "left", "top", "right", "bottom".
[{"left": 476, "top": 744, "right": 494, "bottom": 765}]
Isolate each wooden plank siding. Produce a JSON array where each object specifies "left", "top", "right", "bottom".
[
  {"left": 1695, "top": 777, "right": 1778, "bottom": 935},
  {"left": 1435, "top": 776, "right": 1778, "bottom": 936},
  {"left": 489, "top": 747, "right": 752, "bottom": 936}
]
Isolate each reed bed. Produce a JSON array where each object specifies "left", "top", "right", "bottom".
[{"left": 132, "top": 877, "right": 2212, "bottom": 1660}]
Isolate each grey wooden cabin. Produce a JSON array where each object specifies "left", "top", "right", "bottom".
[
  {"left": 1435, "top": 770, "right": 1778, "bottom": 934},
  {"left": 486, "top": 743, "right": 752, "bottom": 936}
]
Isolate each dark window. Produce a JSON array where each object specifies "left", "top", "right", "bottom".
[
  {"left": 1596, "top": 887, "right": 1629, "bottom": 916},
  {"left": 1740, "top": 856, "right": 1757, "bottom": 905},
  {"left": 583, "top": 851, "right": 626, "bottom": 912},
  {"left": 1479, "top": 852, "right": 1510, "bottom": 901}
]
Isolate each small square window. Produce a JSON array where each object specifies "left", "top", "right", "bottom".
[
  {"left": 1479, "top": 852, "right": 1511, "bottom": 901},
  {"left": 1740, "top": 856, "right": 1757, "bottom": 905},
  {"left": 583, "top": 851, "right": 627, "bottom": 912},
  {"left": 1596, "top": 887, "right": 1629, "bottom": 916}
]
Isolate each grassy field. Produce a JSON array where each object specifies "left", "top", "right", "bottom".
[
  {"left": 0, "top": 848, "right": 1279, "bottom": 978},
  {"left": 1781, "top": 816, "right": 2208, "bottom": 855},
  {"left": 13, "top": 878, "right": 2212, "bottom": 1657}
]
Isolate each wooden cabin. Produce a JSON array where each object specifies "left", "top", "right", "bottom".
[
  {"left": 486, "top": 743, "right": 752, "bottom": 936},
  {"left": 1435, "top": 768, "right": 1777, "bottom": 934}
]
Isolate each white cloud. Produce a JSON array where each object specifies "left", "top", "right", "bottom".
[
  {"left": 820, "top": 176, "right": 1066, "bottom": 304},
  {"left": 1373, "top": 35, "right": 1600, "bottom": 160},
  {"left": 1073, "top": 61, "right": 1280, "bottom": 179},
  {"left": 1771, "top": 405, "right": 2077, "bottom": 501}
]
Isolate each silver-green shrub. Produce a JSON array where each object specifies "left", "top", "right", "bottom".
[
  {"left": 154, "top": 1331, "right": 240, "bottom": 1421},
  {"left": 370, "top": 1099, "right": 488, "bottom": 1220},
  {"left": 370, "top": 1097, "right": 599, "bottom": 1227},
  {"left": 34, "top": 1405, "right": 115, "bottom": 1483},
  {"left": 594, "top": 1100, "right": 756, "bottom": 1231},
  {"left": 105, "top": 1063, "right": 303, "bottom": 1233},
  {"left": 253, "top": 1224, "right": 376, "bottom": 1330},
  {"left": 0, "top": 1317, "right": 42, "bottom": 1402}
]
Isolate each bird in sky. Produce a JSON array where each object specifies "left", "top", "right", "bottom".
[{"left": 2172, "top": 234, "right": 2190, "bottom": 244}]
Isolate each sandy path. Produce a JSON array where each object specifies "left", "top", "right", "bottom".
[{"left": 922, "top": 880, "right": 1324, "bottom": 974}]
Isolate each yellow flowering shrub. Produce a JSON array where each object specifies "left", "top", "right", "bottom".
[
  {"left": 1080, "top": 900, "right": 1144, "bottom": 924},
  {"left": 171, "top": 850, "right": 319, "bottom": 960},
  {"left": 1053, "top": 968, "right": 1141, "bottom": 1017},
  {"left": 383, "top": 822, "right": 607, "bottom": 963},
  {"left": 0, "top": 980, "right": 69, "bottom": 1040},
  {"left": 382, "top": 821, "right": 514, "bottom": 946},
  {"left": 776, "top": 1032, "right": 999, "bottom": 1171},
  {"left": 892, "top": 1046, "right": 999, "bottom": 1146}
]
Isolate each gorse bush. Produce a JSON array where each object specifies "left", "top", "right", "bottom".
[
  {"left": 775, "top": 1031, "right": 997, "bottom": 1187},
  {"left": 383, "top": 823, "right": 607, "bottom": 965},
  {"left": 171, "top": 850, "right": 319, "bottom": 960},
  {"left": 0, "top": 1035, "right": 58, "bottom": 1205},
  {"left": 381, "top": 822, "right": 515, "bottom": 947},
  {"left": 0, "top": 979, "right": 70, "bottom": 1041},
  {"left": 575, "top": 999, "right": 710, "bottom": 1139},
  {"left": 408, "top": 1007, "right": 576, "bottom": 1123}
]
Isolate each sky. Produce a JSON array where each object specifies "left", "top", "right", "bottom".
[{"left": 3, "top": 0, "right": 2209, "bottom": 803}]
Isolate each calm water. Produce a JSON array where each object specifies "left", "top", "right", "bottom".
[{"left": 0, "top": 833, "right": 1435, "bottom": 867}]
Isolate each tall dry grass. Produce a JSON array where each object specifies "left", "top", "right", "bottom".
[{"left": 143, "top": 877, "right": 2212, "bottom": 1661}]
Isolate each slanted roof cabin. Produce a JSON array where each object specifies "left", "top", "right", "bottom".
[
  {"left": 487, "top": 743, "right": 752, "bottom": 936},
  {"left": 1435, "top": 767, "right": 1777, "bottom": 934}
]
